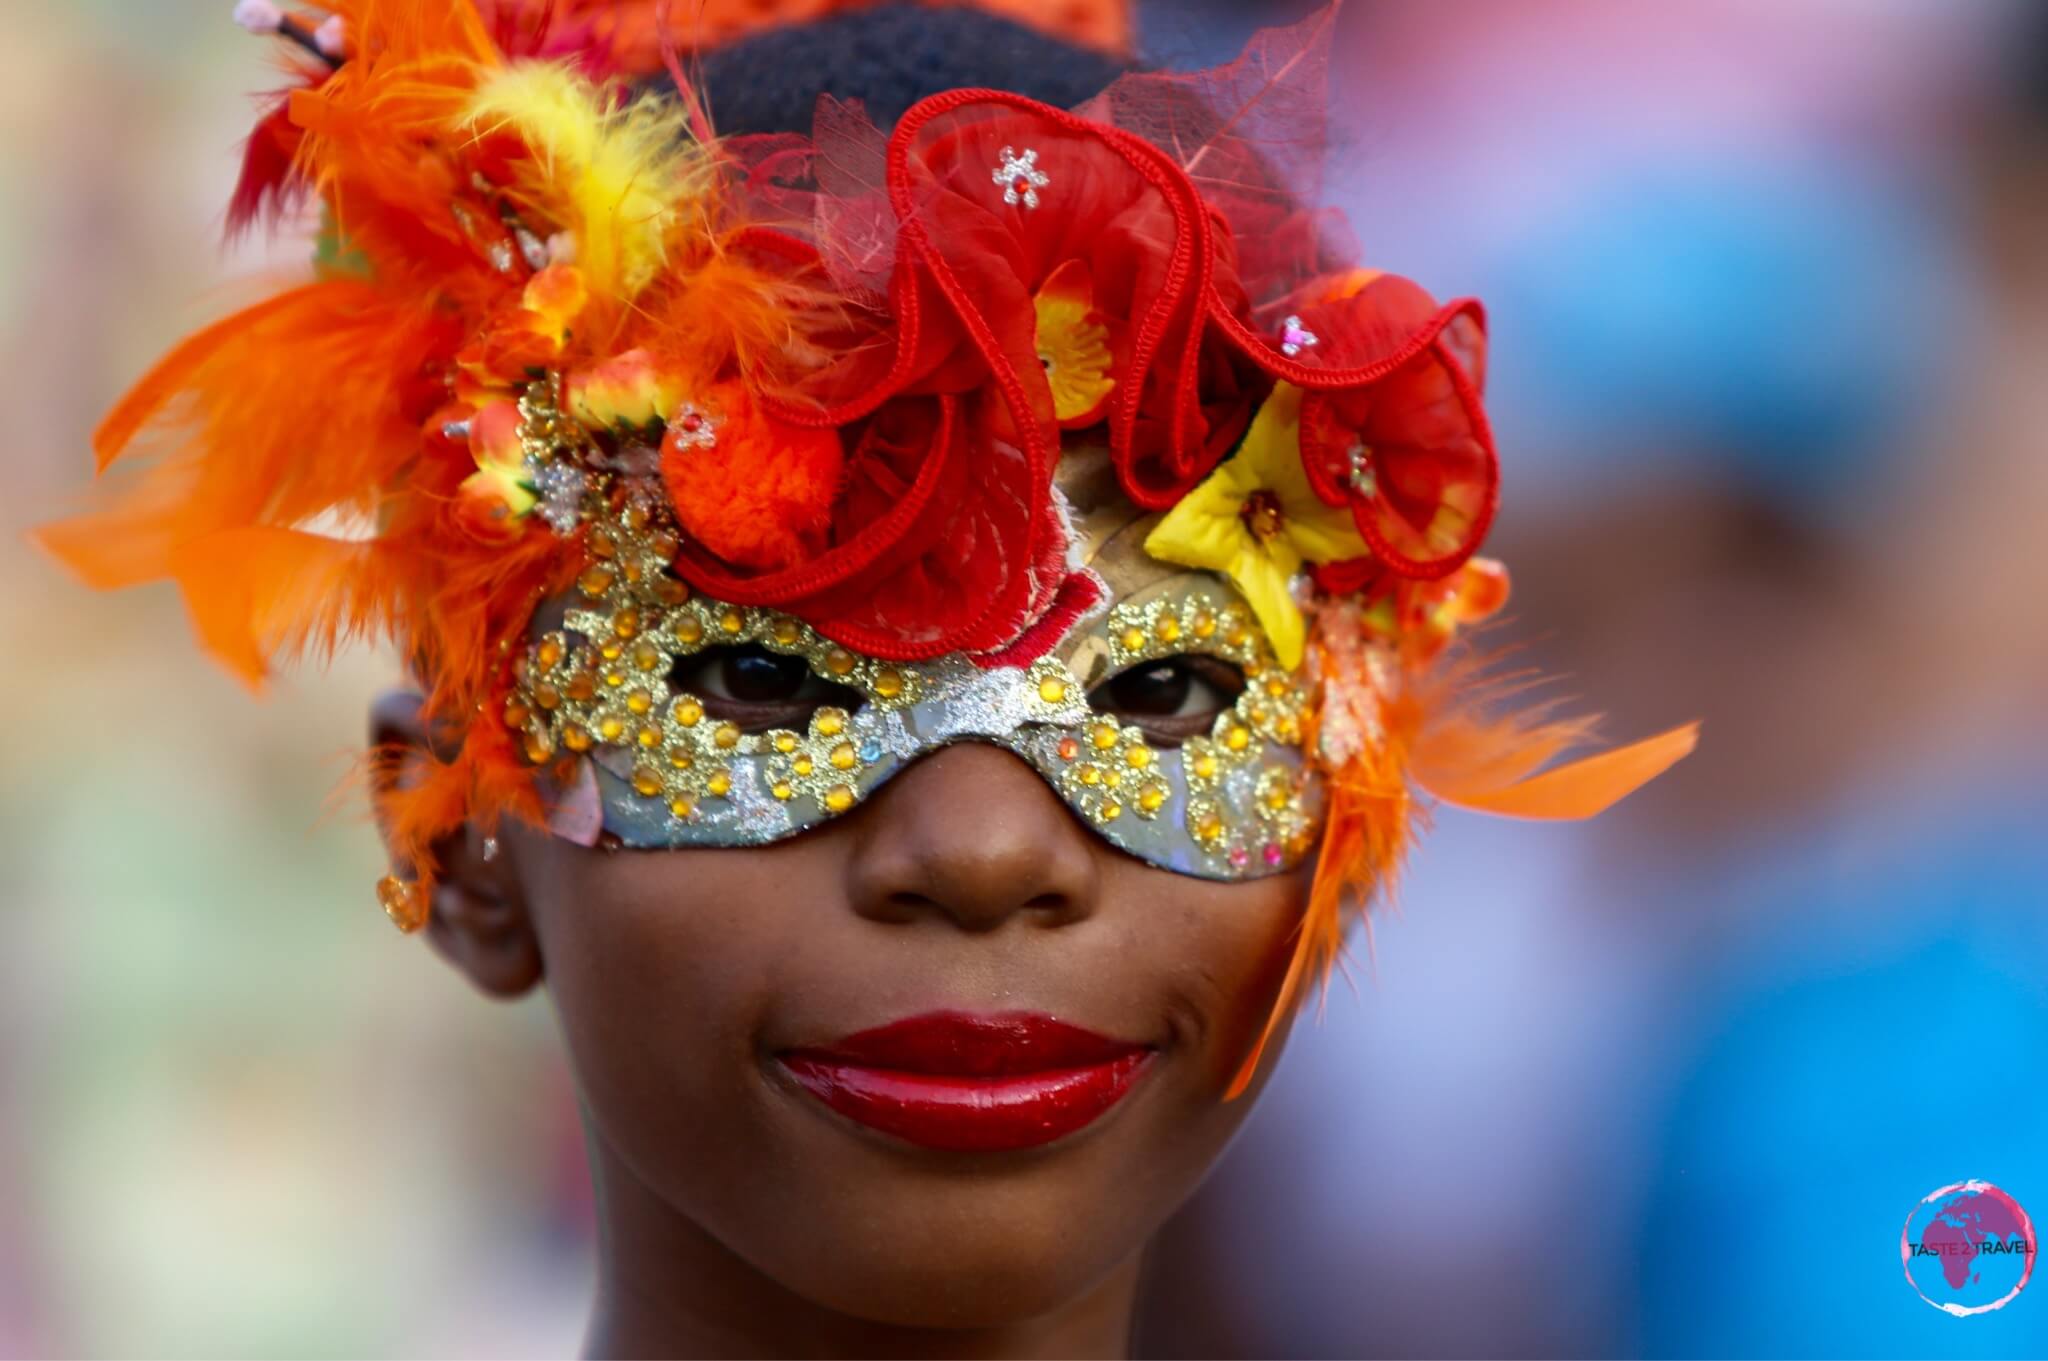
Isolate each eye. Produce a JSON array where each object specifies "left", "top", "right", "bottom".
[
  {"left": 669, "top": 645, "right": 864, "bottom": 732},
  {"left": 1088, "top": 655, "right": 1245, "bottom": 744}
]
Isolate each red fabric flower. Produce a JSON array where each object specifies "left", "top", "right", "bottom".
[
  {"left": 669, "top": 390, "right": 1066, "bottom": 660},
  {"left": 680, "top": 52, "right": 1501, "bottom": 657},
  {"left": 685, "top": 95, "right": 1253, "bottom": 655},
  {"left": 752, "top": 94, "right": 1267, "bottom": 498},
  {"left": 900, "top": 98, "right": 1274, "bottom": 508},
  {"left": 1288, "top": 275, "right": 1498, "bottom": 579}
]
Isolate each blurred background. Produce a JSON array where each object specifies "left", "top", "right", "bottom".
[{"left": 4, "top": 0, "right": 2045, "bottom": 1356}]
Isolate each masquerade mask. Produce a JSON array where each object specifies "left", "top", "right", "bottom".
[
  {"left": 514, "top": 488, "right": 1321, "bottom": 879},
  {"left": 39, "top": 0, "right": 1695, "bottom": 1097}
]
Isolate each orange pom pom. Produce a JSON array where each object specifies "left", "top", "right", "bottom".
[{"left": 661, "top": 382, "right": 842, "bottom": 572}]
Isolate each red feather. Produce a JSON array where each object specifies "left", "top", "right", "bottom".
[{"left": 227, "top": 95, "right": 310, "bottom": 241}]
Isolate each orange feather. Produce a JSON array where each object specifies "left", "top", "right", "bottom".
[
  {"left": 1224, "top": 631, "right": 1698, "bottom": 1099},
  {"left": 167, "top": 526, "right": 399, "bottom": 689},
  {"left": 41, "top": 280, "right": 453, "bottom": 612},
  {"left": 1225, "top": 741, "right": 1413, "bottom": 1100}
]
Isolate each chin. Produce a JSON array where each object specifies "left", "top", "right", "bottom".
[{"left": 753, "top": 1172, "right": 1147, "bottom": 1329}]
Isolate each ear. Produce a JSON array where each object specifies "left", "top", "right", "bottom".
[{"left": 369, "top": 690, "right": 544, "bottom": 998}]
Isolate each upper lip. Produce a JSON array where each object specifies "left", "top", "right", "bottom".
[{"left": 782, "top": 1010, "right": 1149, "bottom": 1075}]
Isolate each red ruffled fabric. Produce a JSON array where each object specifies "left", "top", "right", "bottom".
[
  {"left": 686, "top": 6, "right": 1498, "bottom": 656},
  {"left": 202, "top": 3, "right": 1509, "bottom": 674},
  {"left": 1294, "top": 279, "right": 1498, "bottom": 579}
]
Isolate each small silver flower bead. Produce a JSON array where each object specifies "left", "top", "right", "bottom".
[
  {"left": 994, "top": 146, "right": 1049, "bottom": 210},
  {"left": 668, "top": 404, "right": 718, "bottom": 453}
]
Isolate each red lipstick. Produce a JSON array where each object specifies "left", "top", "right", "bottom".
[{"left": 778, "top": 1011, "right": 1154, "bottom": 1153}]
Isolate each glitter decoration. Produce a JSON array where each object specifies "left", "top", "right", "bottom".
[
  {"left": 1280, "top": 314, "right": 1318, "bottom": 357},
  {"left": 376, "top": 874, "right": 429, "bottom": 933},
  {"left": 993, "top": 146, "right": 1049, "bottom": 210},
  {"left": 504, "top": 499, "right": 1325, "bottom": 879},
  {"left": 513, "top": 225, "right": 549, "bottom": 271},
  {"left": 1079, "top": 586, "right": 1318, "bottom": 868},
  {"left": 509, "top": 496, "right": 926, "bottom": 839},
  {"left": 513, "top": 373, "right": 597, "bottom": 535},
  {"left": 533, "top": 462, "right": 587, "bottom": 533},
  {"left": 1346, "top": 441, "right": 1376, "bottom": 497}
]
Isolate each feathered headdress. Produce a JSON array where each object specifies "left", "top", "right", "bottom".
[{"left": 38, "top": 0, "right": 1694, "bottom": 1097}]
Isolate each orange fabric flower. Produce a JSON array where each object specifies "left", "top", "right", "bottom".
[
  {"left": 454, "top": 264, "right": 589, "bottom": 401},
  {"left": 660, "top": 380, "right": 844, "bottom": 572}
]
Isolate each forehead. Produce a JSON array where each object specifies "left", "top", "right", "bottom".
[{"left": 1057, "top": 445, "right": 1213, "bottom": 648}]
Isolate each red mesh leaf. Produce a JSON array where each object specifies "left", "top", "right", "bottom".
[
  {"left": 810, "top": 97, "right": 897, "bottom": 299},
  {"left": 729, "top": 132, "right": 815, "bottom": 220},
  {"left": 1080, "top": 6, "right": 1342, "bottom": 313}
]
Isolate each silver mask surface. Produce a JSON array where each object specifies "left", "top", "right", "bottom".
[{"left": 511, "top": 454, "right": 1327, "bottom": 880}]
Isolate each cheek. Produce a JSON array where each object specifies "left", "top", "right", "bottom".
[
  {"left": 518, "top": 840, "right": 803, "bottom": 1207},
  {"left": 1102, "top": 857, "right": 1310, "bottom": 1110}
]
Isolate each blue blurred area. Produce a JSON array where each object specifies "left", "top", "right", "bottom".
[
  {"left": 1487, "top": 158, "right": 1966, "bottom": 506},
  {"left": 1633, "top": 780, "right": 2048, "bottom": 1357},
  {"left": 1136, "top": 2, "right": 2048, "bottom": 1357}
]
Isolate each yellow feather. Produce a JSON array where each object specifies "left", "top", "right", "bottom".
[{"left": 464, "top": 64, "right": 712, "bottom": 303}]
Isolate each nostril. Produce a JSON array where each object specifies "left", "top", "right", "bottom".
[
  {"left": 868, "top": 888, "right": 1078, "bottom": 932},
  {"left": 873, "top": 891, "right": 940, "bottom": 926}
]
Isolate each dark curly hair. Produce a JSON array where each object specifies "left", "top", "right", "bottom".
[{"left": 692, "top": 4, "right": 1130, "bottom": 135}]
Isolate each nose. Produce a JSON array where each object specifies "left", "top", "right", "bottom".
[{"left": 845, "top": 743, "right": 1101, "bottom": 932}]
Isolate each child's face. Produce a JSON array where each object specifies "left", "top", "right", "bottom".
[
  {"left": 494, "top": 740, "right": 1304, "bottom": 1327},
  {"left": 413, "top": 445, "right": 1319, "bottom": 1323}
]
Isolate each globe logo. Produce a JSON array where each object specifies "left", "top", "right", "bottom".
[{"left": 1901, "top": 1180, "right": 2036, "bottom": 1316}]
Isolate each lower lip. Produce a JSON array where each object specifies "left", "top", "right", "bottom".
[{"left": 779, "top": 1051, "right": 1154, "bottom": 1153}]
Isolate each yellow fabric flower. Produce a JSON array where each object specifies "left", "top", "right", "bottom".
[
  {"left": 1032, "top": 259, "right": 1119, "bottom": 427},
  {"left": 1143, "top": 383, "right": 1369, "bottom": 668}
]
